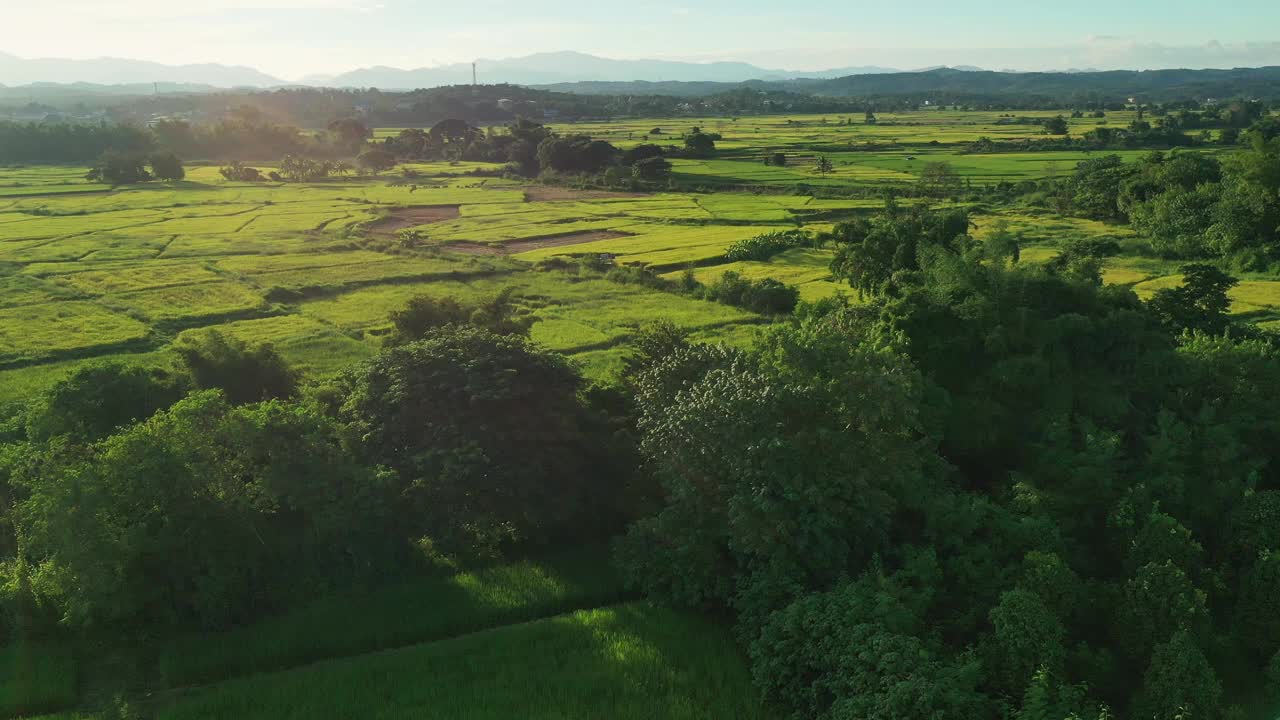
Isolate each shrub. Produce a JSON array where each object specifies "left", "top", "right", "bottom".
[
  {"left": 174, "top": 330, "right": 299, "bottom": 404},
  {"left": 702, "top": 271, "right": 800, "bottom": 314},
  {"left": 724, "top": 230, "right": 813, "bottom": 262}
]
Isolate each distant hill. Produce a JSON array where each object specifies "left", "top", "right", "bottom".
[
  {"left": 0, "top": 51, "right": 283, "bottom": 87},
  {"left": 541, "top": 66, "right": 1280, "bottom": 102},
  {"left": 321, "top": 51, "right": 902, "bottom": 89}
]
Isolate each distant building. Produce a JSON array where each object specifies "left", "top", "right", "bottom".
[{"left": 496, "top": 99, "right": 515, "bottom": 111}]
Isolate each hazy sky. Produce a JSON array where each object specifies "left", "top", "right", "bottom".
[{"left": 7, "top": 0, "right": 1280, "bottom": 79}]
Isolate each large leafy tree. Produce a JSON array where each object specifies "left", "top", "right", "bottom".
[
  {"left": 615, "top": 314, "right": 926, "bottom": 623},
  {"left": 334, "top": 326, "right": 620, "bottom": 557},
  {"left": 828, "top": 204, "right": 972, "bottom": 296},
  {"left": 14, "top": 392, "right": 395, "bottom": 630}
]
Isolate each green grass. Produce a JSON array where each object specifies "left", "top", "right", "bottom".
[
  {"left": 155, "top": 545, "right": 629, "bottom": 689},
  {"left": 0, "top": 118, "right": 1250, "bottom": 407},
  {"left": 147, "top": 602, "right": 768, "bottom": 720},
  {"left": 0, "top": 302, "right": 150, "bottom": 363},
  {"left": 0, "top": 643, "right": 78, "bottom": 718},
  {"left": 663, "top": 247, "right": 853, "bottom": 303}
]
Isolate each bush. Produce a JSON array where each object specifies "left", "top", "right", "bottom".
[
  {"left": 388, "top": 287, "right": 533, "bottom": 342},
  {"left": 724, "top": 230, "right": 813, "bottom": 262},
  {"left": 702, "top": 271, "right": 800, "bottom": 314},
  {"left": 174, "top": 330, "right": 299, "bottom": 404},
  {"left": 219, "top": 161, "right": 263, "bottom": 182},
  {"left": 24, "top": 361, "right": 188, "bottom": 443},
  {"left": 149, "top": 151, "right": 185, "bottom": 181},
  {"left": 85, "top": 150, "right": 150, "bottom": 185}
]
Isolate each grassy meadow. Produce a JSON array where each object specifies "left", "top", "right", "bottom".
[
  {"left": 0, "top": 112, "right": 1269, "bottom": 401},
  {"left": 3, "top": 552, "right": 763, "bottom": 720}
]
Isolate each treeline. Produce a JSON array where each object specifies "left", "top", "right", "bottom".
[
  {"left": 0, "top": 316, "right": 631, "bottom": 647},
  {"left": 0, "top": 122, "right": 152, "bottom": 164},
  {"left": 1059, "top": 116, "right": 1280, "bottom": 269},
  {"left": 616, "top": 204, "right": 1280, "bottom": 719},
  {"left": 0, "top": 109, "right": 372, "bottom": 165},
  {"left": 377, "top": 117, "right": 726, "bottom": 182}
]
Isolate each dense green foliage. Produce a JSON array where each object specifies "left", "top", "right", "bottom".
[
  {"left": 1064, "top": 118, "right": 1280, "bottom": 268},
  {"left": 331, "top": 327, "right": 626, "bottom": 557},
  {"left": 616, "top": 203, "right": 1280, "bottom": 719},
  {"left": 6, "top": 99, "right": 1280, "bottom": 719}
]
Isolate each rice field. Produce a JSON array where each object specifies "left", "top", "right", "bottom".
[{"left": 0, "top": 111, "right": 1251, "bottom": 406}]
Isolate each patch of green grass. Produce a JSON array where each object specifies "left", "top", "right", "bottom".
[
  {"left": 155, "top": 545, "right": 628, "bottom": 689},
  {"left": 107, "top": 281, "right": 266, "bottom": 322},
  {"left": 0, "top": 351, "right": 175, "bottom": 410},
  {"left": 0, "top": 643, "right": 78, "bottom": 719},
  {"left": 0, "top": 302, "right": 150, "bottom": 363},
  {"left": 150, "top": 602, "right": 768, "bottom": 720}
]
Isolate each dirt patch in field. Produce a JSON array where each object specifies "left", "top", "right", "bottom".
[
  {"left": 446, "top": 230, "right": 633, "bottom": 256},
  {"left": 522, "top": 187, "right": 648, "bottom": 202},
  {"left": 443, "top": 242, "right": 507, "bottom": 256},
  {"left": 368, "top": 205, "right": 460, "bottom": 235}
]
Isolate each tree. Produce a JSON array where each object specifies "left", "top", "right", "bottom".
[
  {"left": 85, "top": 150, "right": 150, "bottom": 185},
  {"left": 1044, "top": 116, "right": 1070, "bottom": 135},
  {"left": 1117, "top": 561, "right": 1209, "bottom": 663},
  {"left": 389, "top": 128, "right": 429, "bottom": 157},
  {"left": 750, "top": 572, "right": 987, "bottom": 720},
  {"left": 173, "top": 330, "right": 298, "bottom": 405},
  {"left": 814, "top": 155, "right": 833, "bottom": 176},
  {"left": 865, "top": 108, "right": 878, "bottom": 124},
  {"left": 1146, "top": 264, "right": 1238, "bottom": 336},
  {"left": 1068, "top": 155, "right": 1132, "bottom": 220},
  {"left": 536, "top": 135, "right": 618, "bottom": 174},
  {"left": 615, "top": 316, "right": 925, "bottom": 616},
  {"left": 388, "top": 287, "right": 533, "bottom": 343},
  {"left": 620, "top": 143, "right": 664, "bottom": 166},
  {"left": 985, "top": 589, "right": 1067, "bottom": 694},
  {"left": 683, "top": 131, "right": 716, "bottom": 158},
  {"left": 919, "top": 161, "right": 962, "bottom": 197},
  {"left": 327, "top": 117, "right": 371, "bottom": 152},
  {"left": 1132, "top": 631, "right": 1222, "bottom": 720},
  {"left": 1237, "top": 550, "right": 1280, "bottom": 657},
  {"left": 631, "top": 155, "right": 672, "bottom": 182},
  {"left": 335, "top": 327, "right": 620, "bottom": 557},
  {"left": 148, "top": 152, "right": 185, "bottom": 181},
  {"left": 428, "top": 118, "right": 478, "bottom": 150},
  {"left": 829, "top": 205, "right": 972, "bottom": 296},
  {"left": 356, "top": 149, "right": 397, "bottom": 175},
  {"left": 23, "top": 362, "right": 187, "bottom": 443},
  {"left": 14, "top": 391, "right": 397, "bottom": 630}
]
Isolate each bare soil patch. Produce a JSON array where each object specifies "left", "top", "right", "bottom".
[
  {"left": 368, "top": 205, "right": 460, "bottom": 235},
  {"left": 522, "top": 187, "right": 648, "bottom": 202},
  {"left": 446, "top": 231, "right": 633, "bottom": 256}
]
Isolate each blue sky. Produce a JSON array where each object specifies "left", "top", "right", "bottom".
[{"left": 7, "top": 0, "right": 1280, "bottom": 79}]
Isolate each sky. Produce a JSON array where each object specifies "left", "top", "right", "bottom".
[{"left": 5, "top": 0, "right": 1280, "bottom": 80}]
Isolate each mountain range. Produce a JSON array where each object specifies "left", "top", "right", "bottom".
[
  {"left": 0, "top": 50, "right": 951, "bottom": 90},
  {"left": 0, "top": 51, "right": 282, "bottom": 88}
]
